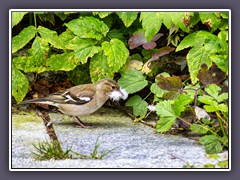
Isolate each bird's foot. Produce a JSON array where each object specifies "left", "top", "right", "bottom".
[{"left": 72, "top": 116, "right": 94, "bottom": 129}]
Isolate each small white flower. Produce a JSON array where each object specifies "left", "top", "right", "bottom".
[
  {"left": 148, "top": 105, "right": 156, "bottom": 112},
  {"left": 120, "top": 88, "right": 128, "bottom": 100}
]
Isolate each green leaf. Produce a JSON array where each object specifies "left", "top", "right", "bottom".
[
  {"left": 65, "top": 16, "right": 109, "bottom": 40},
  {"left": 46, "top": 52, "right": 78, "bottom": 71},
  {"left": 199, "top": 12, "right": 221, "bottom": 32},
  {"left": 205, "top": 84, "right": 221, "bottom": 100},
  {"left": 140, "top": 12, "right": 163, "bottom": 42},
  {"left": 217, "top": 160, "right": 228, "bottom": 168},
  {"left": 140, "top": 12, "right": 194, "bottom": 42},
  {"left": 102, "top": 39, "right": 129, "bottom": 72},
  {"left": 162, "top": 12, "right": 193, "bottom": 32},
  {"left": 150, "top": 83, "right": 166, "bottom": 98},
  {"left": 12, "top": 12, "right": 28, "bottom": 28},
  {"left": 92, "top": 12, "right": 112, "bottom": 18},
  {"left": 125, "top": 95, "right": 148, "bottom": 117},
  {"left": 198, "top": 95, "right": 214, "bottom": 105},
  {"left": 12, "top": 25, "right": 36, "bottom": 53},
  {"left": 58, "top": 29, "right": 76, "bottom": 50},
  {"left": 176, "top": 31, "right": 222, "bottom": 84},
  {"left": 38, "top": 13, "right": 55, "bottom": 25},
  {"left": 67, "top": 64, "right": 91, "bottom": 85},
  {"left": 37, "top": 26, "right": 64, "bottom": 49},
  {"left": 69, "top": 37, "right": 101, "bottom": 64},
  {"left": 206, "top": 153, "right": 220, "bottom": 159},
  {"left": 107, "top": 29, "right": 126, "bottom": 42},
  {"left": 204, "top": 164, "right": 215, "bottom": 168},
  {"left": 12, "top": 65, "right": 29, "bottom": 103},
  {"left": 199, "top": 135, "right": 222, "bottom": 154},
  {"left": 118, "top": 70, "right": 148, "bottom": 94},
  {"left": 190, "top": 124, "right": 209, "bottom": 134},
  {"left": 13, "top": 37, "right": 49, "bottom": 73},
  {"left": 173, "top": 93, "right": 193, "bottom": 116},
  {"left": 210, "top": 55, "right": 228, "bottom": 74},
  {"left": 156, "top": 100, "right": 176, "bottom": 132},
  {"left": 116, "top": 12, "right": 138, "bottom": 27},
  {"left": 89, "top": 51, "right": 114, "bottom": 83}
]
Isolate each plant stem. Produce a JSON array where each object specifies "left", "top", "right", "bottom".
[
  {"left": 143, "top": 92, "right": 152, "bottom": 101},
  {"left": 178, "top": 116, "right": 218, "bottom": 136},
  {"left": 216, "top": 111, "right": 227, "bottom": 137},
  {"left": 34, "top": 12, "right": 37, "bottom": 28}
]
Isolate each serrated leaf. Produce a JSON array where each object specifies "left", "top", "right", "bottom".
[
  {"left": 200, "top": 135, "right": 223, "bottom": 153},
  {"left": 12, "top": 25, "right": 36, "bottom": 53},
  {"left": 199, "top": 135, "right": 218, "bottom": 145},
  {"left": 12, "top": 12, "right": 28, "bottom": 28},
  {"left": 205, "top": 84, "right": 221, "bottom": 100},
  {"left": 12, "top": 37, "right": 49, "bottom": 73},
  {"left": 210, "top": 55, "right": 228, "bottom": 74},
  {"left": 203, "top": 139, "right": 223, "bottom": 154},
  {"left": 92, "top": 12, "right": 112, "bottom": 18},
  {"left": 199, "top": 135, "right": 223, "bottom": 154},
  {"left": 162, "top": 12, "right": 193, "bottom": 32},
  {"left": 156, "top": 75, "right": 183, "bottom": 91},
  {"left": 12, "top": 65, "right": 29, "bottom": 103},
  {"left": 118, "top": 70, "right": 148, "bottom": 94},
  {"left": 58, "top": 29, "right": 76, "bottom": 50},
  {"left": 190, "top": 124, "right": 209, "bottom": 134},
  {"left": 125, "top": 95, "right": 148, "bottom": 117},
  {"left": 197, "top": 63, "right": 226, "bottom": 85},
  {"left": 156, "top": 100, "right": 176, "bottom": 132},
  {"left": 67, "top": 64, "right": 91, "bottom": 85},
  {"left": 102, "top": 39, "right": 129, "bottom": 72},
  {"left": 173, "top": 93, "right": 193, "bottom": 116},
  {"left": 107, "top": 29, "right": 126, "bottom": 42},
  {"left": 37, "top": 26, "right": 64, "bottom": 49},
  {"left": 65, "top": 16, "right": 109, "bottom": 40},
  {"left": 217, "top": 93, "right": 228, "bottom": 103},
  {"left": 176, "top": 31, "right": 223, "bottom": 84},
  {"left": 69, "top": 37, "right": 101, "bottom": 64},
  {"left": 199, "top": 12, "right": 221, "bottom": 32},
  {"left": 46, "top": 52, "right": 78, "bottom": 71},
  {"left": 117, "top": 12, "right": 138, "bottom": 27},
  {"left": 140, "top": 12, "right": 164, "bottom": 42},
  {"left": 89, "top": 51, "right": 114, "bottom": 83}
]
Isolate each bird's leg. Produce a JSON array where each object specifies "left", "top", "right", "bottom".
[{"left": 72, "top": 116, "right": 93, "bottom": 128}]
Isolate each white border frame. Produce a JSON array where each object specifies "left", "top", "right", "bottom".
[{"left": 9, "top": 9, "right": 231, "bottom": 171}]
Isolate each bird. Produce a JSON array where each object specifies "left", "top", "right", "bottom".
[{"left": 19, "top": 78, "right": 128, "bottom": 128}]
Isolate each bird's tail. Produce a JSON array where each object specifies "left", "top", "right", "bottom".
[{"left": 19, "top": 98, "right": 57, "bottom": 107}]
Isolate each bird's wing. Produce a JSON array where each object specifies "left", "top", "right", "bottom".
[{"left": 49, "top": 84, "right": 96, "bottom": 105}]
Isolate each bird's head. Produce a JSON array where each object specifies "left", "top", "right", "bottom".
[{"left": 96, "top": 78, "right": 128, "bottom": 101}]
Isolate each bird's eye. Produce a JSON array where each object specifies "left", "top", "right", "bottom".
[{"left": 111, "top": 86, "right": 116, "bottom": 89}]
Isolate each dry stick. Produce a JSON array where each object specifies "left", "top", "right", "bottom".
[{"left": 37, "top": 108, "right": 61, "bottom": 146}]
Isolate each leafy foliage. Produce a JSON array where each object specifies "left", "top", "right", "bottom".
[{"left": 12, "top": 11, "right": 229, "bottom": 155}]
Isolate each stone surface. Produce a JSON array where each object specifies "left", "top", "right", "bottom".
[{"left": 11, "top": 107, "right": 228, "bottom": 169}]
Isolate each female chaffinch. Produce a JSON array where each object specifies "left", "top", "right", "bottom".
[{"left": 20, "top": 78, "right": 128, "bottom": 128}]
